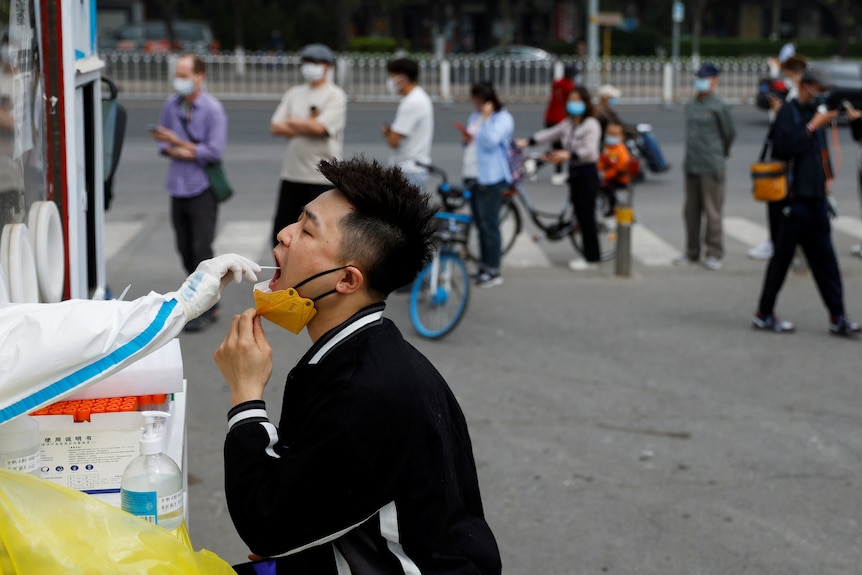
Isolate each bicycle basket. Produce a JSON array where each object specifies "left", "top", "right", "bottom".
[{"left": 433, "top": 212, "right": 471, "bottom": 244}]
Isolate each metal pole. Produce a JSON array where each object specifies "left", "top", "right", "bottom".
[
  {"left": 614, "top": 187, "right": 634, "bottom": 278},
  {"left": 587, "top": 0, "right": 599, "bottom": 90},
  {"left": 671, "top": 2, "right": 685, "bottom": 107}
]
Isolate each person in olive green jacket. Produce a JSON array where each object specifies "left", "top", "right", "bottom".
[{"left": 674, "top": 63, "right": 736, "bottom": 271}]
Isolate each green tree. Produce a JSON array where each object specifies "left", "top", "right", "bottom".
[{"left": 816, "top": 0, "right": 858, "bottom": 57}]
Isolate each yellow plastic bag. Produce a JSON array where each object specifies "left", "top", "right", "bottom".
[{"left": 0, "top": 469, "right": 235, "bottom": 574}]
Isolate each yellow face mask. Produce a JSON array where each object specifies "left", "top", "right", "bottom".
[
  {"left": 252, "top": 265, "right": 351, "bottom": 334},
  {"left": 253, "top": 282, "right": 317, "bottom": 334}
]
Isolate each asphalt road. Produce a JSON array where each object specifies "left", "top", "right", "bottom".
[{"left": 104, "top": 98, "right": 862, "bottom": 574}]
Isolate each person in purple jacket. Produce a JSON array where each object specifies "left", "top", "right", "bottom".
[{"left": 150, "top": 53, "right": 227, "bottom": 332}]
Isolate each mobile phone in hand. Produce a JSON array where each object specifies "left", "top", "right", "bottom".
[
  {"left": 146, "top": 123, "right": 159, "bottom": 132},
  {"left": 843, "top": 100, "right": 856, "bottom": 113},
  {"left": 453, "top": 121, "right": 469, "bottom": 135}
]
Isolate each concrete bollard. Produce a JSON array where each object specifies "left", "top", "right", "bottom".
[{"left": 614, "top": 198, "right": 634, "bottom": 278}]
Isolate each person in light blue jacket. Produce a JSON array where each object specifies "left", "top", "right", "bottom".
[{"left": 467, "top": 82, "right": 514, "bottom": 288}]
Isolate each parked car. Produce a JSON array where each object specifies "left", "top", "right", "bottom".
[
  {"left": 820, "top": 60, "right": 862, "bottom": 112},
  {"left": 479, "top": 45, "right": 554, "bottom": 62},
  {"left": 755, "top": 60, "right": 862, "bottom": 112},
  {"left": 100, "top": 21, "right": 220, "bottom": 54}
]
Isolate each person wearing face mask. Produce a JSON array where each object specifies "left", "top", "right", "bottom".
[
  {"left": 594, "top": 84, "right": 623, "bottom": 137},
  {"left": 752, "top": 66, "right": 861, "bottom": 337},
  {"left": 673, "top": 63, "right": 735, "bottom": 271},
  {"left": 848, "top": 100, "right": 862, "bottom": 259},
  {"left": 214, "top": 157, "right": 502, "bottom": 575},
  {"left": 381, "top": 57, "right": 434, "bottom": 190},
  {"left": 270, "top": 43, "right": 347, "bottom": 247},
  {"left": 150, "top": 54, "right": 228, "bottom": 332},
  {"left": 749, "top": 55, "right": 809, "bottom": 261},
  {"left": 597, "top": 120, "right": 631, "bottom": 217},
  {"left": 517, "top": 86, "right": 603, "bottom": 271},
  {"left": 534, "top": 64, "right": 576, "bottom": 186}
]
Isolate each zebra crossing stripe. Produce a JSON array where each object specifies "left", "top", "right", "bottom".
[
  {"left": 104, "top": 215, "right": 862, "bottom": 269},
  {"left": 832, "top": 216, "right": 862, "bottom": 240},
  {"left": 104, "top": 220, "right": 146, "bottom": 262},
  {"left": 214, "top": 220, "right": 272, "bottom": 262},
  {"left": 631, "top": 223, "right": 681, "bottom": 266},
  {"left": 505, "top": 232, "right": 553, "bottom": 268},
  {"left": 723, "top": 216, "right": 768, "bottom": 247}
]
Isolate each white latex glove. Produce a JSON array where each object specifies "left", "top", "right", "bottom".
[
  {"left": 198, "top": 253, "right": 261, "bottom": 290},
  {"left": 166, "top": 254, "right": 260, "bottom": 320},
  {"left": 826, "top": 195, "right": 839, "bottom": 219}
]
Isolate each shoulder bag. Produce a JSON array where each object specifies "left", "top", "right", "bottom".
[
  {"left": 178, "top": 115, "right": 234, "bottom": 203},
  {"left": 750, "top": 127, "right": 787, "bottom": 202}
]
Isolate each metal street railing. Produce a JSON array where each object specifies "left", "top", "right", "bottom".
[{"left": 101, "top": 51, "right": 771, "bottom": 105}]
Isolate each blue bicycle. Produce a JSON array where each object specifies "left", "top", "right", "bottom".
[{"left": 409, "top": 164, "right": 472, "bottom": 339}]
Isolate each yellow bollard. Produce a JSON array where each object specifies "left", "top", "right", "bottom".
[{"left": 614, "top": 205, "right": 634, "bottom": 277}]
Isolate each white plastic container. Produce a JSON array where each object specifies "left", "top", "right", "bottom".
[
  {"left": 0, "top": 415, "right": 42, "bottom": 477},
  {"left": 120, "top": 411, "right": 184, "bottom": 530}
]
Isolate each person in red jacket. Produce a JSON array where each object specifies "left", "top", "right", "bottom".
[{"left": 533, "top": 64, "right": 576, "bottom": 185}]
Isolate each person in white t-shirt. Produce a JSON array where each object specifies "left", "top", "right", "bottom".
[
  {"left": 270, "top": 43, "right": 347, "bottom": 246},
  {"left": 778, "top": 39, "right": 796, "bottom": 64},
  {"left": 382, "top": 58, "right": 434, "bottom": 190}
]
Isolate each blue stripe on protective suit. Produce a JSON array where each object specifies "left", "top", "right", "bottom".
[{"left": 0, "top": 299, "right": 178, "bottom": 423}]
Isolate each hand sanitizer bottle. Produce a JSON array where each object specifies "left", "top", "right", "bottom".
[{"left": 120, "top": 411, "right": 184, "bottom": 530}]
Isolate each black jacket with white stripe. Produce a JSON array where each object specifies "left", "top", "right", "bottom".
[{"left": 224, "top": 303, "right": 501, "bottom": 574}]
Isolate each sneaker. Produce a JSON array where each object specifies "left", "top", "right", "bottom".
[
  {"left": 523, "top": 159, "right": 538, "bottom": 181},
  {"left": 476, "top": 272, "right": 504, "bottom": 288},
  {"left": 702, "top": 256, "right": 723, "bottom": 271},
  {"left": 568, "top": 258, "right": 598, "bottom": 271},
  {"left": 550, "top": 172, "right": 568, "bottom": 186},
  {"left": 829, "top": 315, "right": 861, "bottom": 337},
  {"left": 470, "top": 265, "right": 490, "bottom": 280},
  {"left": 851, "top": 243, "right": 862, "bottom": 257},
  {"left": 748, "top": 239, "right": 773, "bottom": 260},
  {"left": 672, "top": 255, "right": 696, "bottom": 266},
  {"left": 752, "top": 313, "right": 795, "bottom": 333}
]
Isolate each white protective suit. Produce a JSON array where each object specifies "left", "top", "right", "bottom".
[{"left": 0, "top": 254, "right": 259, "bottom": 424}]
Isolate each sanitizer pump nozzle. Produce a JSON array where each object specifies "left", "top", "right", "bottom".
[
  {"left": 139, "top": 411, "right": 169, "bottom": 455},
  {"left": 120, "top": 410, "right": 184, "bottom": 530}
]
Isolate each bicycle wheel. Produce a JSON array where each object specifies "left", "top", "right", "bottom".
[
  {"left": 409, "top": 251, "right": 470, "bottom": 339},
  {"left": 466, "top": 196, "right": 522, "bottom": 261},
  {"left": 569, "top": 214, "right": 617, "bottom": 262}
]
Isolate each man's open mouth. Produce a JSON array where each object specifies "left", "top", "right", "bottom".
[{"left": 269, "top": 256, "right": 282, "bottom": 289}]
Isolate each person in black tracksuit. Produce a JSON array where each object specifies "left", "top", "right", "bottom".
[
  {"left": 215, "top": 157, "right": 502, "bottom": 575},
  {"left": 752, "top": 67, "right": 861, "bottom": 336},
  {"left": 848, "top": 104, "right": 862, "bottom": 257}
]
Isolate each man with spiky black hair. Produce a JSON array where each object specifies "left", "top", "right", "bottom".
[{"left": 216, "top": 156, "right": 502, "bottom": 575}]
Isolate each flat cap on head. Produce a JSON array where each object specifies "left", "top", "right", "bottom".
[
  {"left": 800, "top": 66, "right": 832, "bottom": 88},
  {"left": 599, "top": 84, "right": 621, "bottom": 99},
  {"left": 300, "top": 43, "right": 334, "bottom": 64},
  {"left": 695, "top": 63, "right": 720, "bottom": 77}
]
